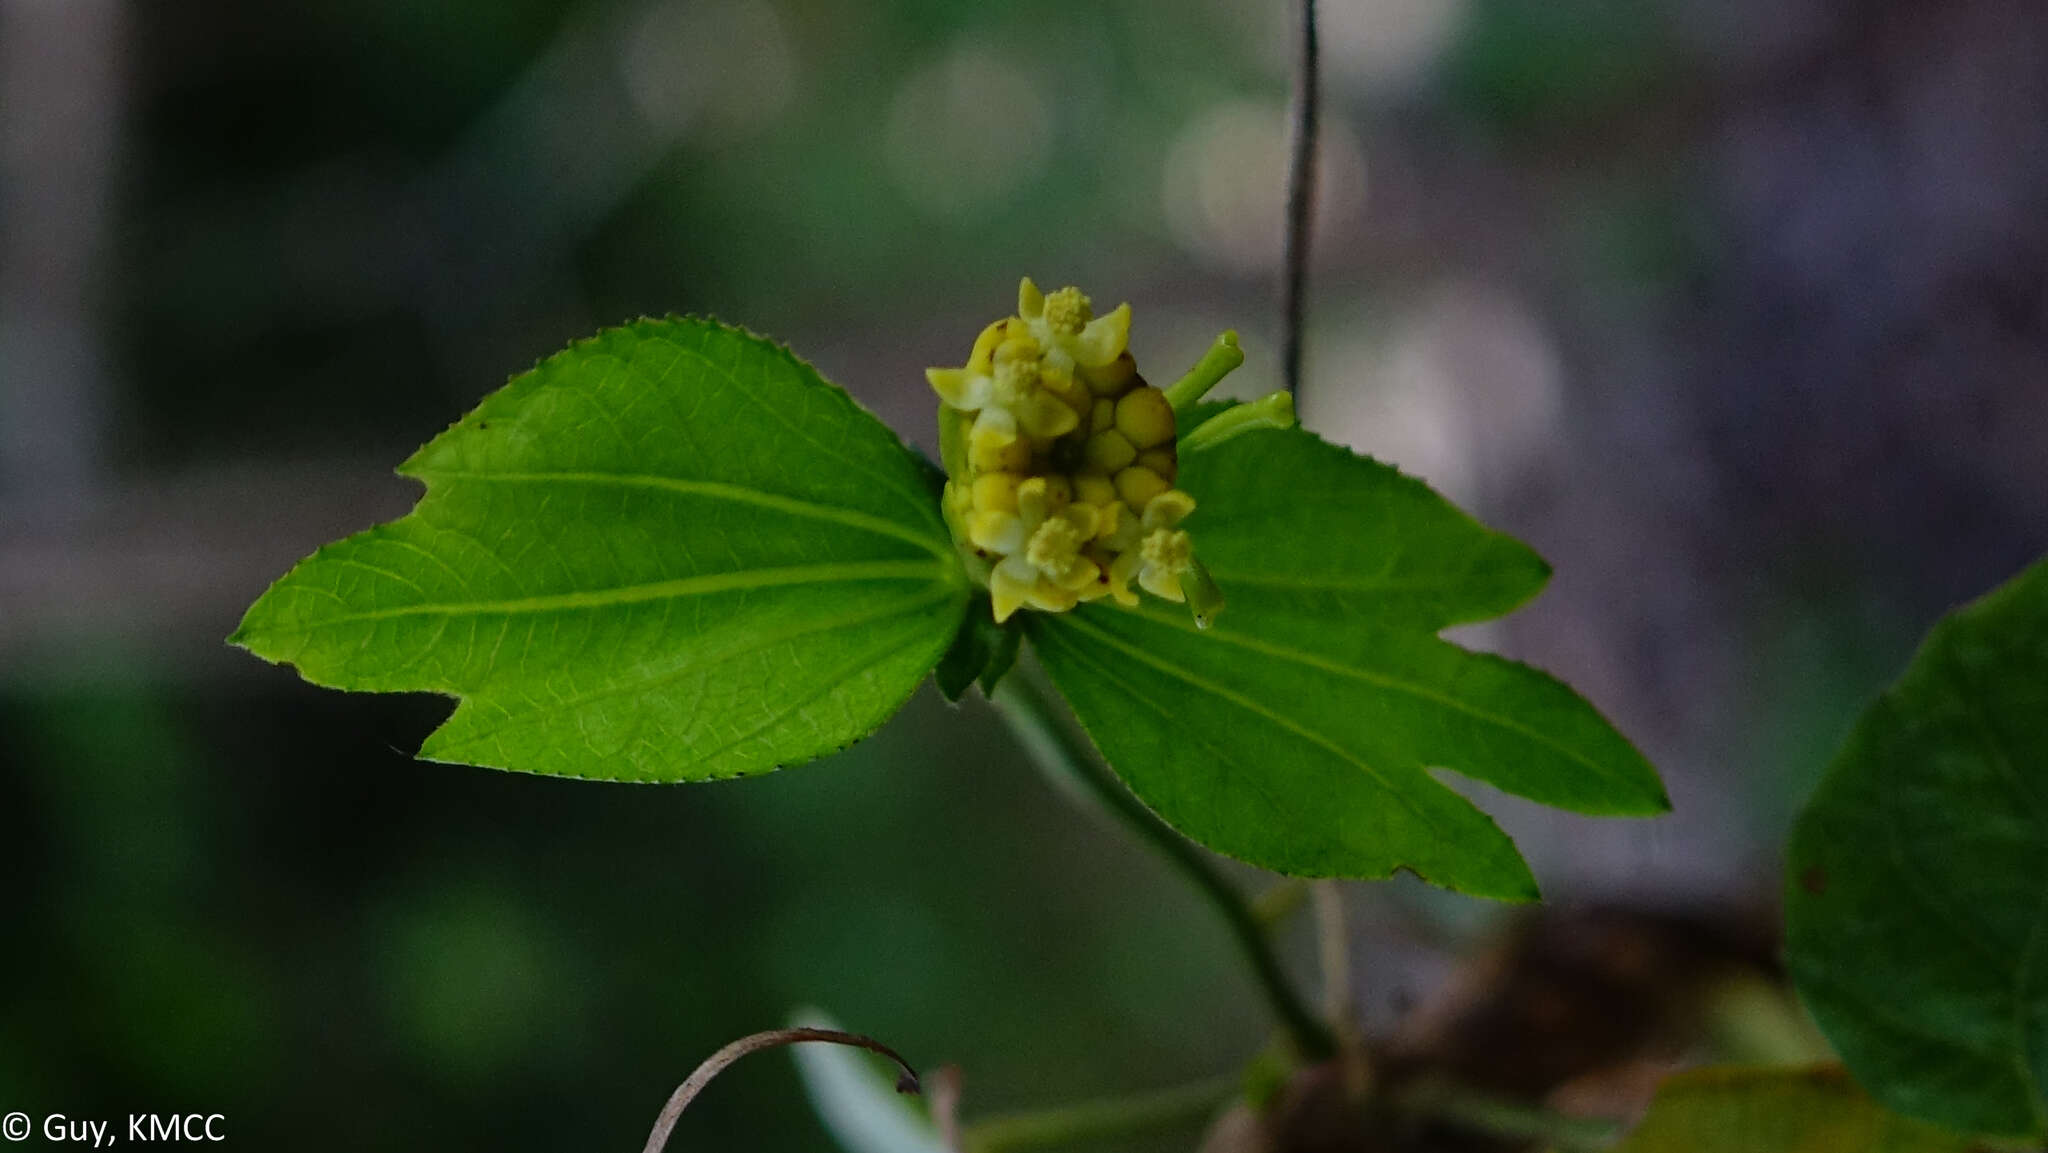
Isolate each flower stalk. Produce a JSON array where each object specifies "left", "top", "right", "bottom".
[
  {"left": 1163, "top": 331, "right": 1246, "bottom": 414},
  {"left": 992, "top": 670, "right": 1337, "bottom": 1061}
]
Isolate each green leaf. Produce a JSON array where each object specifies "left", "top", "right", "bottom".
[
  {"left": 233, "top": 318, "right": 968, "bottom": 781},
  {"left": 1599, "top": 1065, "right": 1974, "bottom": 1153},
  {"left": 1786, "top": 556, "right": 2048, "bottom": 1139},
  {"left": 1030, "top": 424, "right": 1665, "bottom": 899}
]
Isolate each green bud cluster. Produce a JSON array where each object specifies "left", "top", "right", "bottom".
[{"left": 930, "top": 280, "right": 1212, "bottom": 624}]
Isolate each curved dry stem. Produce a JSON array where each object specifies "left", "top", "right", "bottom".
[{"left": 641, "top": 1027, "right": 920, "bottom": 1153}]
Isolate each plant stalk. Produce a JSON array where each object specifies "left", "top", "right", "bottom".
[
  {"left": 1392, "top": 1080, "right": 1622, "bottom": 1152},
  {"left": 1314, "top": 880, "right": 1372, "bottom": 1096},
  {"left": 959, "top": 1074, "right": 1241, "bottom": 1153},
  {"left": 993, "top": 672, "right": 1337, "bottom": 1061},
  {"left": 1280, "top": 0, "right": 1320, "bottom": 397},
  {"left": 1180, "top": 390, "right": 1295, "bottom": 452}
]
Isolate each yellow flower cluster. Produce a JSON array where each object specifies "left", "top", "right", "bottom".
[{"left": 930, "top": 279, "right": 1205, "bottom": 623}]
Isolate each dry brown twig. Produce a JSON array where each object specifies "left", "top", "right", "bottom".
[{"left": 640, "top": 1027, "right": 920, "bottom": 1153}]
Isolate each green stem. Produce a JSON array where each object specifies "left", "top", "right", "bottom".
[
  {"left": 1181, "top": 390, "right": 1295, "bottom": 452},
  {"left": 1393, "top": 1081, "right": 1621, "bottom": 1152},
  {"left": 993, "top": 673, "right": 1337, "bottom": 1061},
  {"left": 1163, "top": 331, "right": 1245, "bottom": 414},
  {"left": 959, "top": 1074, "right": 1241, "bottom": 1153}
]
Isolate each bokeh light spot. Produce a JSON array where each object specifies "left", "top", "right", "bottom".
[
  {"left": 1161, "top": 100, "right": 1367, "bottom": 273},
  {"left": 884, "top": 44, "right": 1053, "bottom": 219}
]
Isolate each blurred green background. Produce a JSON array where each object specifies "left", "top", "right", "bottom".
[{"left": 4, "top": 0, "right": 2045, "bottom": 1147}]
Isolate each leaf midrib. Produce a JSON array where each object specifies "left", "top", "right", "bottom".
[
  {"left": 1048, "top": 612, "right": 1448, "bottom": 838},
  {"left": 258, "top": 559, "right": 951, "bottom": 629},
  {"left": 416, "top": 468, "right": 950, "bottom": 559},
  {"left": 428, "top": 584, "right": 961, "bottom": 758},
  {"left": 1119, "top": 603, "right": 1645, "bottom": 798}
]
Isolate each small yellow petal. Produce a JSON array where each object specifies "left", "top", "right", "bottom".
[
  {"left": 971, "top": 472, "right": 1022, "bottom": 514},
  {"left": 1054, "top": 556, "right": 1101, "bottom": 591},
  {"left": 1025, "top": 580, "right": 1079, "bottom": 613},
  {"left": 994, "top": 334, "right": 1041, "bottom": 365},
  {"left": 1018, "top": 277, "right": 1045, "bottom": 320},
  {"left": 971, "top": 435, "right": 1031, "bottom": 474},
  {"left": 927, "top": 368, "right": 991, "bottom": 410},
  {"left": 1017, "top": 392, "right": 1082, "bottom": 438},
  {"left": 1139, "top": 564, "right": 1186, "bottom": 602},
  {"left": 1014, "top": 477, "right": 1049, "bottom": 524},
  {"left": 1090, "top": 500, "right": 1125, "bottom": 541},
  {"left": 1038, "top": 359, "right": 1084, "bottom": 404},
  {"left": 1072, "top": 303, "right": 1131, "bottom": 367},
  {"left": 1142, "top": 489, "right": 1197, "bottom": 529},
  {"left": 967, "top": 320, "right": 1006, "bottom": 375},
  {"left": 968, "top": 509, "right": 1025, "bottom": 554},
  {"left": 1108, "top": 551, "right": 1144, "bottom": 606},
  {"left": 990, "top": 565, "right": 1033, "bottom": 622},
  {"left": 971, "top": 404, "right": 1017, "bottom": 443}
]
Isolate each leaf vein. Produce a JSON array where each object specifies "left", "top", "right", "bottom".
[
  {"left": 1052, "top": 613, "right": 1445, "bottom": 835},
  {"left": 1121, "top": 604, "right": 1635, "bottom": 790},
  {"left": 415, "top": 469, "right": 949, "bottom": 560},
  {"left": 264, "top": 560, "right": 947, "bottom": 629}
]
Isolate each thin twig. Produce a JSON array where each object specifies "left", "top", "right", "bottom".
[
  {"left": 1279, "top": 0, "right": 1320, "bottom": 398},
  {"left": 993, "top": 672, "right": 1336, "bottom": 1060},
  {"left": 929, "top": 1063, "right": 965, "bottom": 1152},
  {"left": 1313, "top": 881, "right": 1350, "bottom": 1027},
  {"left": 641, "top": 1027, "right": 920, "bottom": 1153},
  {"left": 1313, "top": 880, "right": 1372, "bottom": 1095}
]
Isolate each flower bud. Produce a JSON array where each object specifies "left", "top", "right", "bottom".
[{"left": 927, "top": 279, "right": 1221, "bottom": 625}]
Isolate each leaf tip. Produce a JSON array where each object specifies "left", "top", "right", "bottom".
[
  {"left": 1496, "top": 866, "right": 1543, "bottom": 904},
  {"left": 225, "top": 601, "right": 279, "bottom": 661}
]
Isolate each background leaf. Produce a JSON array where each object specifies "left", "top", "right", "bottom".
[
  {"left": 234, "top": 318, "right": 967, "bottom": 782},
  {"left": 1031, "top": 424, "right": 1665, "bottom": 899},
  {"left": 1596, "top": 1065, "right": 1973, "bottom": 1153},
  {"left": 1786, "top": 556, "right": 2048, "bottom": 1139}
]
